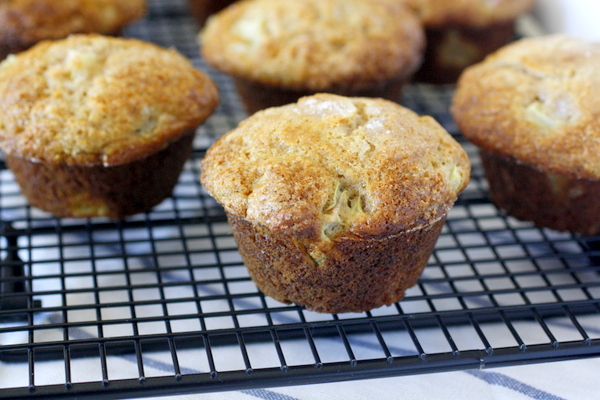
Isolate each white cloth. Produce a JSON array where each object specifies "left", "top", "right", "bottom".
[
  {"left": 1, "top": 297, "right": 598, "bottom": 400},
  {"left": 1, "top": 348, "right": 599, "bottom": 399}
]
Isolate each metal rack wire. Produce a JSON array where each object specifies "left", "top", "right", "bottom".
[{"left": 0, "top": 0, "right": 599, "bottom": 399}]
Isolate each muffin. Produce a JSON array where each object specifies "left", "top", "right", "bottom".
[
  {"left": 0, "top": 34, "right": 219, "bottom": 219},
  {"left": 404, "top": 0, "right": 535, "bottom": 84},
  {"left": 201, "top": 94, "right": 470, "bottom": 313},
  {"left": 452, "top": 35, "right": 600, "bottom": 235},
  {"left": 0, "top": 0, "right": 147, "bottom": 60},
  {"left": 199, "top": 0, "right": 425, "bottom": 114},
  {"left": 188, "top": 0, "right": 237, "bottom": 28}
]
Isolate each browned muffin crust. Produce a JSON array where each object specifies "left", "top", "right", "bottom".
[
  {"left": 201, "top": 94, "right": 470, "bottom": 313},
  {"left": 0, "top": 34, "right": 219, "bottom": 166},
  {"left": 452, "top": 35, "right": 600, "bottom": 180},
  {"left": 232, "top": 71, "right": 409, "bottom": 116},
  {"left": 229, "top": 213, "right": 446, "bottom": 313},
  {"left": 413, "top": 20, "right": 517, "bottom": 84},
  {"left": 480, "top": 150, "right": 600, "bottom": 235},
  {"left": 405, "top": 0, "right": 535, "bottom": 83},
  {"left": 0, "top": 0, "right": 147, "bottom": 58},
  {"left": 6, "top": 130, "right": 196, "bottom": 219},
  {"left": 404, "top": 0, "right": 535, "bottom": 28},
  {"left": 201, "top": 94, "right": 470, "bottom": 238},
  {"left": 0, "top": 34, "right": 219, "bottom": 218},
  {"left": 187, "top": 0, "right": 236, "bottom": 27},
  {"left": 199, "top": 0, "right": 425, "bottom": 92},
  {"left": 452, "top": 35, "right": 600, "bottom": 234}
]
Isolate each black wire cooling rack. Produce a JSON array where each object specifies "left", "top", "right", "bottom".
[{"left": 0, "top": 1, "right": 599, "bottom": 399}]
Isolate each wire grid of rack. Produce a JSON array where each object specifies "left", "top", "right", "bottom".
[{"left": 0, "top": 0, "right": 599, "bottom": 399}]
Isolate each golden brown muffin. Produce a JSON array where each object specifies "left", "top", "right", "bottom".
[
  {"left": 201, "top": 94, "right": 470, "bottom": 313},
  {"left": 0, "top": 34, "right": 219, "bottom": 219},
  {"left": 404, "top": 0, "right": 535, "bottom": 84},
  {"left": 0, "top": 0, "right": 147, "bottom": 60},
  {"left": 188, "top": 0, "right": 236, "bottom": 28},
  {"left": 199, "top": 0, "right": 425, "bottom": 114},
  {"left": 452, "top": 34, "right": 600, "bottom": 235}
]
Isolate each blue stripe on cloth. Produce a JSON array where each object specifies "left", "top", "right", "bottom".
[
  {"left": 467, "top": 370, "right": 567, "bottom": 400},
  {"left": 120, "top": 353, "right": 199, "bottom": 376},
  {"left": 241, "top": 389, "right": 301, "bottom": 400},
  {"left": 51, "top": 318, "right": 296, "bottom": 399},
  {"left": 55, "top": 312, "right": 566, "bottom": 400},
  {"left": 49, "top": 292, "right": 589, "bottom": 400},
  {"left": 118, "top": 353, "right": 301, "bottom": 400},
  {"left": 320, "top": 335, "right": 567, "bottom": 400},
  {"left": 46, "top": 314, "right": 302, "bottom": 400}
]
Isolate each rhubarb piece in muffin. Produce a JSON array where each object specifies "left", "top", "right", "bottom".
[
  {"left": 452, "top": 35, "right": 600, "bottom": 235},
  {"left": 0, "top": 34, "right": 219, "bottom": 219},
  {"left": 201, "top": 94, "right": 470, "bottom": 313},
  {"left": 200, "top": 0, "right": 425, "bottom": 114}
]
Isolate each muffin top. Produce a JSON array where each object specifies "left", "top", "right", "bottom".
[
  {"left": 201, "top": 94, "right": 470, "bottom": 240},
  {"left": 404, "top": 0, "right": 535, "bottom": 27},
  {"left": 200, "top": 0, "right": 425, "bottom": 90},
  {"left": 452, "top": 35, "right": 600, "bottom": 180},
  {"left": 0, "top": 34, "right": 219, "bottom": 166},
  {"left": 0, "top": 0, "right": 146, "bottom": 51}
]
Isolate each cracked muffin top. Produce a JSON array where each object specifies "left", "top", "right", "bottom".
[
  {"left": 451, "top": 35, "right": 600, "bottom": 180},
  {"left": 0, "top": 0, "right": 146, "bottom": 54},
  {"left": 201, "top": 94, "right": 470, "bottom": 240},
  {"left": 199, "top": 0, "right": 425, "bottom": 91},
  {"left": 403, "top": 0, "right": 535, "bottom": 27},
  {"left": 0, "top": 34, "right": 219, "bottom": 166}
]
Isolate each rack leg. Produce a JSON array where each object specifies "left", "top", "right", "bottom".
[{"left": 0, "top": 221, "right": 41, "bottom": 321}]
